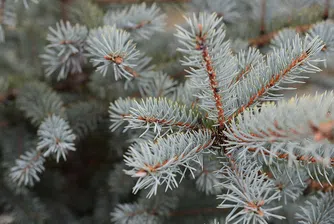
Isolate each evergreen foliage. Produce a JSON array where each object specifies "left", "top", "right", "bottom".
[{"left": 1, "top": 0, "right": 334, "bottom": 223}]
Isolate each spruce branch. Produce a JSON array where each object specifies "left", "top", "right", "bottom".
[
  {"left": 306, "top": 179, "right": 334, "bottom": 192},
  {"left": 267, "top": 164, "right": 309, "bottom": 204},
  {"left": 4, "top": 1, "right": 334, "bottom": 223},
  {"left": 124, "top": 130, "right": 213, "bottom": 197},
  {"left": 174, "top": 79, "right": 200, "bottom": 107},
  {"left": 230, "top": 34, "right": 324, "bottom": 120},
  {"left": 40, "top": 20, "right": 88, "bottom": 80},
  {"left": 123, "top": 55, "right": 155, "bottom": 89},
  {"left": 109, "top": 97, "right": 138, "bottom": 132},
  {"left": 176, "top": 13, "right": 238, "bottom": 127},
  {"left": 86, "top": 25, "right": 141, "bottom": 80},
  {"left": 110, "top": 97, "right": 204, "bottom": 137},
  {"left": 125, "top": 97, "right": 204, "bottom": 136},
  {"left": 270, "top": 28, "right": 299, "bottom": 48},
  {"left": 195, "top": 24, "right": 225, "bottom": 127},
  {"left": 308, "top": 20, "right": 334, "bottom": 57},
  {"left": 192, "top": 154, "right": 224, "bottom": 195},
  {"left": 110, "top": 191, "right": 179, "bottom": 224},
  {"left": 103, "top": 3, "right": 166, "bottom": 40},
  {"left": 111, "top": 203, "right": 160, "bottom": 224},
  {"left": 217, "top": 162, "right": 284, "bottom": 224},
  {"left": 66, "top": 101, "right": 106, "bottom": 139},
  {"left": 9, "top": 150, "right": 45, "bottom": 187},
  {"left": 111, "top": 190, "right": 178, "bottom": 224},
  {"left": 224, "top": 92, "right": 334, "bottom": 167},
  {"left": 69, "top": 0, "right": 103, "bottom": 28},
  {"left": 229, "top": 47, "right": 264, "bottom": 86},
  {"left": 295, "top": 191, "right": 334, "bottom": 224},
  {"left": 135, "top": 71, "right": 178, "bottom": 98},
  {"left": 37, "top": 114, "right": 76, "bottom": 162},
  {"left": 16, "top": 82, "right": 65, "bottom": 126}
]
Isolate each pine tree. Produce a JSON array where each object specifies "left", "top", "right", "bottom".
[{"left": 1, "top": 0, "right": 334, "bottom": 223}]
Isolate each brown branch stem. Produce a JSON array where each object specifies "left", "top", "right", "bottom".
[
  {"left": 229, "top": 65, "right": 251, "bottom": 87},
  {"left": 60, "top": 0, "right": 70, "bottom": 21},
  {"left": 124, "top": 65, "right": 140, "bottom": 78},
  {"left": 22, "top": 151, "right": 43, "bottom": 173},
  {"left": 124, "top": 20, "right": 151, "bottom": 31},
  {"left": 249, "top": 24, "right": 313, "bottom": 47},
  {"left": 306, "top": 179, "right": 334, "bottom": 192},
  {"left": 228, "top": 50, "right": 309, "bottom": 121},
  {"left": 135, "top": 138, "right": 213, "bottom": 175},
  {"left": 196, "top": 24, "right": 225, "bottom": 127},
  {"left": 243, "top": 148, "right": 334, "bottom": 166}
]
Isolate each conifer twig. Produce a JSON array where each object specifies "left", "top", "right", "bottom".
[
  {"left": 306, "top": 179, "right": 334, "bottom": 192},
  {"left": 228, "top": 48, "right": 311, "bottom": 120},
  {"left": 196, "top": 24, "right": 225, "bottom": 127},
  {"left": 244, "top": 147, "right": 334, "bottom": 166}
]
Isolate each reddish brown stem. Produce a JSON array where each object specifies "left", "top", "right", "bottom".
[
  {"left": 124, "top": 65, "right": 140, "bottom": 78},
  {"left": 249, "top": 24, "right": 313, "bottom": 47},
  {"left": 60, "top": 0, "right": 69, "bottom": 21},
  {"left": 229, "top": 65, "right": 251, "bottom": 87},
  {"left": 135, "top": 138, "right": 213, "bottom": 175},
  {"left": 307, "top": 179, "right": 334, "bottom": 192},
  {"left": 196, "top": 24, "right": 225, "bottom": 128},
  {"left": 228, "top": 51, "right": 309, "bottom": 121},
  {"left": 124, "top": 20, "right": 151, "bottom": 31},
  {"left": 243, "top": 148, "right": 334, "bottom": 166},
  {"left": 22, "top": 151, "right": 43, "bottom": 173},
  {"left": 104, "top": 54, "right": 140, "bottom": 78},
  {"left": 266, "top": 171, "right": 334, "bottom": 192}
]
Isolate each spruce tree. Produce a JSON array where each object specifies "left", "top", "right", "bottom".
[{"left": 1, "top": 0, "right": 334, "bottom": 223}]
